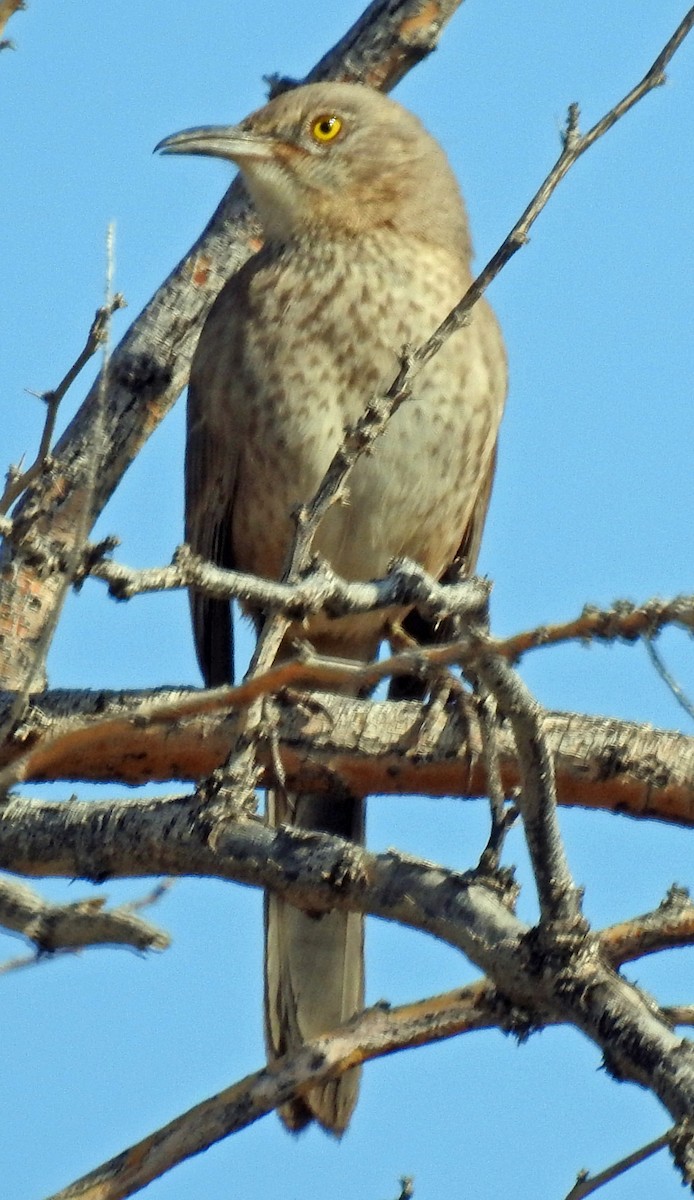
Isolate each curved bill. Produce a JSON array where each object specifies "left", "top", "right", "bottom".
[{"left": 154, "top": 125, "right": 276, "bottom": 163}]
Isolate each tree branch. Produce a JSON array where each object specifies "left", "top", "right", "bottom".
[
  {"left": 1, "top": 795, "right": 693, "bottom": 1099},
  {"left": 22, "top": 796, "right": 692, "bottom": 1200},
  {"left": 0, "top": 295, "right": 126, "bottom": 517},
  {"left": 0, "top": 875, "right": 169, "bottom": 964},
  {"left": 0, "top": 690, "right": 692, "bottom": 825},
  {"left": 44, "top": 983, "right": 500, "bottom": 1200},
  {"left": 470, "top": 650, "right": 583, "bottom": 925}
]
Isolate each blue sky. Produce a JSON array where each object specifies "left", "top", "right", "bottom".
[{"left": 1, "top": 2, "right": 693, "bottom": 1198}]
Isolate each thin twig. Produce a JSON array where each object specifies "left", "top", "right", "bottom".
[
  {"left": 564, "top": 1131, "right": 671, "bottom": 1199},
  {"left": 473, "top": 685, "right": 516, "bottom": 873},
  {"left": 498, "top": 595, "right": 694, "bottom": 661},
  {"left": 645, "top": 636, "right": 694, "bottom": 725},
  {"left": 91, "top": 545, "right": 488, "bottom": 618},
  {"left": 412, "top": 6, "right": 694, "bottom": 377},
  {"left": 119, "top": 879, "right": 173, "bottom": 915},
  {"left": 1, "top": 230, "right": 121, "bottom": 739},
  {"left": 662, "top": 1006, "right": 694, "bottom": 1027},
  {"left": 0, "top": 294, "right": 125, "bottom": 516},
  {"left": 92, "top": 541, "right": 694, "bottom": 664}
]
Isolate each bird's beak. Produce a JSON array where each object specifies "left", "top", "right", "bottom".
[{"left": 155, "top": 125, "right": 277, "bottom": 164}]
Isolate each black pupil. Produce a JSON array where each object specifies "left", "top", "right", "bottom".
[{"left": 320, "top": 120, "right": 333, "bottom": 134}]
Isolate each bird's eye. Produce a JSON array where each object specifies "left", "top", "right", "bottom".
[{"left": 311, "top": 114, "right": 343, "bottom": 143}]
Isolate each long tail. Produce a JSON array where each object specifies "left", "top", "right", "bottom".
[{"left": 264, "top": 789, "right": 364, "bottom": 1134}]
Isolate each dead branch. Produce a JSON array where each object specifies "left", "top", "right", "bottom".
[
  {"left": 90, "top": 546, "right": 490, "bottom": 621},
  {"left": 600, "top": 887, "right": 694, "bottom": 964},
  {"left": 0, "top": 875, "right": 169, "bottom": 960},
  {"left": 44, "top": 984, "right": 499, "bottom": 1200},
  {"left": 0, "top": 690, "right": 692, "bottom": 826},
  {"left": 1, "top": 795, "right": 692, "bottom": 1105},
  {"left": 22, "top": 807, "right": 692, "bottom": 1200},
  {"left": 564, "top": 1132, "right": 671, "bottom": 1200},
  {"left": 470, "top": 649, "right": 582, "bottom": 925},
  {"left": 29, "top": 887, "right": 694, "bottom": 1197},
  {"left": 499, "top": 595, "right": 694, "bottom": 661},
  {"left": 0, "top": 295, "right": 126, "bottom": 517}
]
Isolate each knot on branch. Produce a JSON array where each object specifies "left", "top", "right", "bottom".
[
  {"left": 74, "top": 535, "right": 121, "bottom": 590},
  {"left": 523, "top": 915, "right": 595, "bottom": 979},
  {"left": 112, "top": 351, "right": 173, "bottom": 399}
]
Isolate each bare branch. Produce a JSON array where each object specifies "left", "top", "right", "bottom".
[
  {"left": 601, "top": 887, "right": 694, "bottom": 964},
  {"left": 0, "top": 295, "right": 126, "bottom": 517},
  {"left": 565, "top": 1132, "right": 671, "bottom": 1200},
  {"left": 470, "top": 650, "right": 583, "bottom": 927},
  {"left": 1, "top": 689, "right": 692, "bottom": 826},
  {"left": 663, "top": 1007, "right": 694, "bottom": 1028},
  {"left": 645, "top": 637, "right": 694, "bottom": 725},
  {"left": 0, "top": 232, "right": 121, "bottom": 740},
  {"left": 34, "top": 859, "right": 694, "bottom": 1200},
  {"left": 0, "top": 875, "right": 169, "bottom": 961},
  {"left": 472, "top": 685, "right": 518, "bottom": 874},
  {"left": 1, "top": 796, "right": 693, "bottom": 1107},
  {"left": 44, "top": 983, "right": 500, "bottom": 1200},
  {"left": 378, "top": 6, "right": 694, "bottom": 398},
  {"left": 499, "top": 595, "right": 694, "bottom": 661},
  {"left": 90, "top": 545, "right": 489, "bottom": 623}
]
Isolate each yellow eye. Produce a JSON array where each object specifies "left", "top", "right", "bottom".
[{"left": 311, "top": 114, "right": 342, "bottom": 143}]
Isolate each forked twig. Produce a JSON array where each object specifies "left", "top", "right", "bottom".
[
  {"left": 0, "top": 294, "right": 126, "bottom": 516},
  {"left": 1, "top": 230, "right": 122, "bottom": 742}
]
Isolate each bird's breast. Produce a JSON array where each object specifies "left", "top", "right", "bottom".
[{"left": 219, "top": 234, "right": 505, "bottom": 590}]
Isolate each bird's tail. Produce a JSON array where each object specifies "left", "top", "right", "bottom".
[{"left": 264, "top": 788, "right": 364, "bottom": 1135}]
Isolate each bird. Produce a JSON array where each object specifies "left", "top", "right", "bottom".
[{"left": 157, "top": 81, "right": 507, "bottom": 1135}]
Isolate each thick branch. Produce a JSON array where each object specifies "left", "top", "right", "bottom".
[
  {"left": 1, "top": 690, "right": 692, "bottom": 826},
  {"left": 22, "top": 884, "right": 694, "bottom": 1196},
  {"left": 2, "top": 793, "right": 691, "bottom": 1181}
]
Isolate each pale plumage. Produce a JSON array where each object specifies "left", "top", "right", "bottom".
[{"left": 158, "top": 81, "right": 507, "bottom": 1134}]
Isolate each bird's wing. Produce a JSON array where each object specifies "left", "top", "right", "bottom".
[
  {"left": 388, "top": 443, "right": 498, "bottom": 701},
  {"left": 444, "top": 441, "right": 498, "bottom": 582},
  {"left": 185, "top": 276, "right": 246, "bottom": 687}
]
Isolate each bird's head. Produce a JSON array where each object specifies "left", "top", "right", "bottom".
[{"left": 156, "top": 82, "right": 469, "bottom": 253}]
